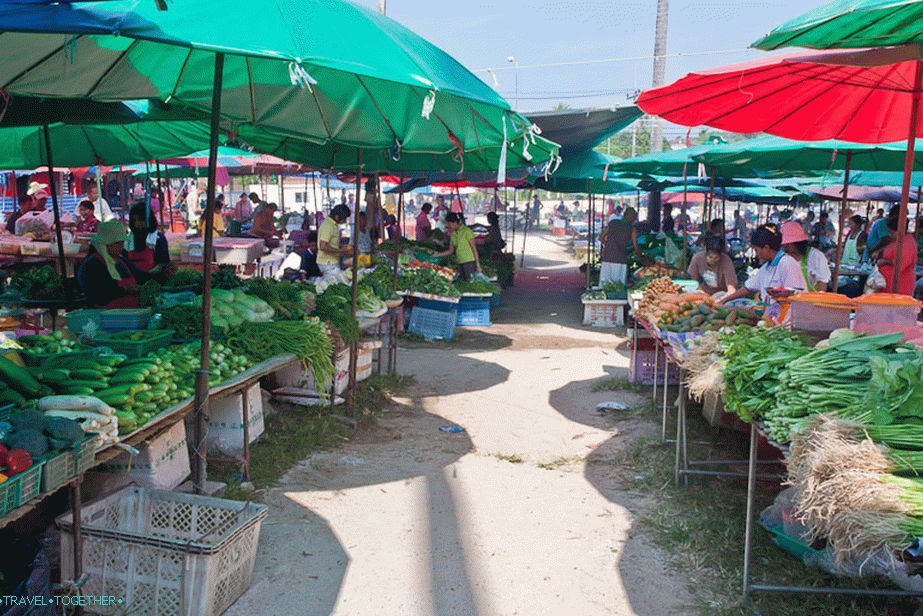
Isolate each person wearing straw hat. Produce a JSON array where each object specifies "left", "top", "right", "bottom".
[
  {"left": 780, "top": 220, "right": 832, "bottom": 292},
  {"left": 77, "top": 220, "right": 149, "bottom": 308}
]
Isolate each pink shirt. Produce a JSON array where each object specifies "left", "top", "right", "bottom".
[{"left": 415, "top": 211, "right": 432, "bottom": 241}]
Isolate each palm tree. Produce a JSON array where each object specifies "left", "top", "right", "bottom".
[{"left": 650, "top": 0, "right": 669, "bottom": 153}]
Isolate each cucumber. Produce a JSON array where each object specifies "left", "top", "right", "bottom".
[
  {"left": 99, "top": 394, "right": 131, "bottom": 407},
  {"left": 0, "top": 356, "right": 47, "bottom": 396},
  {"left": 141, "top": 403, "right": 159, "bottom": 413},
  {"left": 0, "top": 388, "right": 26, "bottom": 405},
  {"left": 135, "top": 392, "right": 154, "bottom": 403},
  {"left": 70, "top": 369, "right": 105, "bottom": 380},
  {"left": 94, "top": 354, "right": 128, "bottom": 367},
  {"left": 111, "top": 371, "right": 149, "bottom": 385}
]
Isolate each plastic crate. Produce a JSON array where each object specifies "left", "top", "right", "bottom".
[
  {"left": 58, "top": 486, "right": 268, "bottom": 616},
  {"left": 629, "top": 344, "right": 679, "bottom": 385},
  {"left": 413, "top": 251, "right": 445, "bottom": 265},
  {"left": 39, "top": 434, "right": 100, "bottom": 493},
  {"left": 416, "top": 297, "right": 459, "bottom": 313},
  {"left": 456, "top": 297, "right": 492, "bottom": 327},
  {"left": 92, "top": 329, "right": 174, "bottom": 359},
  {"left": 0, "top": 462, "right": 44, "bottom": 517},
  {"left": 100, "top": 308, "right": 153, "bottom": 332},
  {"left": 408, "top": 306, "right": 457, "bottom": 340},
  {"left": 766, "top": 524, "right": 824, "bottom": 563},
  {"left": 65, "top": 309, "right": 105, "bottom": 338}
]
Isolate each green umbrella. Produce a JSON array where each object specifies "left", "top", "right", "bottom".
[
  {"left": 609, "top": 144, "right": 717, "bottom": 177},
  {"left": 753, "top": 0, "right": 923, "bottom": 51},
  {"left": 0, "top": 0, "right": 558, "bottom": 174},
  {"left": 692, "top": 135, "right": 923, "bottom": 174},
  {"left": 531, "top": 151, "right": 636, "bottom": 195},
  {"left": 0, "top": 121, "right": 212, "bottom": 169}
]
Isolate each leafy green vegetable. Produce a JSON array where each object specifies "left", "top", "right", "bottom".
[
  {"left": 212, "top": 266, "right": 243, "bottom": 290},
  {"left": 160, "top": 304, "right": 205, "bottom": 339},
  {"left": 9, "top": 266, "right": 65, "bottom": 300},
  {"left": 314, "top": 284, "right": 361, "bottom": 344},
  {"left": 166, "top": 268, "right": 203, "bottom": 289},
  {"left": 454, "top": 279, "right": 500, "bottom": 295},
  {"left": 398, "top": 268, "right": 460, "bottom": 298},
  {"left": 139, "top": 279, "right": 162, "bottom": 308},
  {"left": 243, "top": 278, "right": 312, "bottom": 319}
]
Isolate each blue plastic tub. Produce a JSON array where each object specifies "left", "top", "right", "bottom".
[
  {"left": 416, "top": 298, "right": 459, "bottom": 313},
  {"left": 490, "top": 293, "right": 501, "bottom": 309},
  {"left": 456, "top": 297, "right": 491, "bottom": 327},
  {"left": 408, "top": 306, "right": 457, "bottom": 340}
]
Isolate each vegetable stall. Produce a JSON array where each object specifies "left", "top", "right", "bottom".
[{"left": 628, "top": 283, "right": 923, "bottom": 601}]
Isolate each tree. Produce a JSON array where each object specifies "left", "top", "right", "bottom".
[{"left": 553, "top": 102, "right": 571, "bottom": 112}]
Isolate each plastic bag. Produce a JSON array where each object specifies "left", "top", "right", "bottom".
[{"left": 864, "top": 265, "right": 887, "bottom": 293}]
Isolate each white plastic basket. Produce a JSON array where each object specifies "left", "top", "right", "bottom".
[{"left": 58, "top": 486, "right": 268, "bottom": 616}]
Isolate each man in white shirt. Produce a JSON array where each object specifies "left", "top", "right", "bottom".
[
  {"left": 185, "top": 183, "right": 200, "bottom": 225},
  {"left": 86, "top": 184, "right": 115, "bottom": 222}
]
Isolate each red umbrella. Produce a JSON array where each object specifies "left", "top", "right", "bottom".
[{"left": 637, "top": 44, "right": 923, "bottom": 291}]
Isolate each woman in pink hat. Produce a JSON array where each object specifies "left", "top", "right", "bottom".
[{"left": 780, "top": 220, "right": 832, "bottom": 292}]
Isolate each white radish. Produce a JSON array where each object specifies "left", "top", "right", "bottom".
[{"left": 38, "top": 396, "right": 114, "bottom": 416}]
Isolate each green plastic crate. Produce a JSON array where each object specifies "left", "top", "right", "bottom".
[
  {"left": 93, "top": 329, "right": 175, "bottom": 359},
  {"left": 414, "top": 251, "right": 446, "bottom": 266},
  {"left": 767, "top": 524, "right": 824, "bottom": 562},
  {"left": 0, "top": 462, "right": 44, "bottom": 517},
  {"left": 38, "top": 434, "right": 100, "bottom": 493}
]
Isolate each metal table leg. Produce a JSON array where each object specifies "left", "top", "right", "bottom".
[
  {"left": 661, "top": 350, "right": 670, "bottom": 443},
  {"left": 742, "top": 423, "right": 758, "bottom": 605},
  {"left": 674, "top": 371, "right": 684, "bottom": 487},
  {"left": 71, "top": 477, "right": 84, "bottom": 616},
  {"left": 241, "top": 390, "right": 251, "bottom": 482},
  {"left": 652, "top": 340, "right": 659, "bottom": 405}
]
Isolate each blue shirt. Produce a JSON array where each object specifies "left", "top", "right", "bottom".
[{"left": 864, "top": 218, "right": 889, "bottom": 260}]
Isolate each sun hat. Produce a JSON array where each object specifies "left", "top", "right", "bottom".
[
  {"left": 91, "top": 221, "right": 128, "bottom": 279},
  {"left": 780, "top": 220, "right": 810, "bottom": 245}
]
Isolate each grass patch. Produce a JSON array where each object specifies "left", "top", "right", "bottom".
[
  {"left": 489, "top": 452, "right": 524, "bottom": 464},
  {"left": 614, "top": 430, "right": 916, "bottom": 615},
  {"left": 214, "top": 373, "right": 413, "bottom": 497},
  {"left": 538, "top": 455, "right": 582, "bottom": 470},
  {"left": 592, "top": 376, "right": 648, "bottom": 394}
]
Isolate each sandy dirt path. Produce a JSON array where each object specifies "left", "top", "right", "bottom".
[{"left": 228, "top": 231, "right": 695, "bottom": 616}]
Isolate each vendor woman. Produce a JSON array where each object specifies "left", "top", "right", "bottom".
[
  {"left": 77, "top": 221, "right": 151, "bottom": 308},
  {"left": 435, "top": 213, "right": 479, "bottom": 280},
  {"left": 125, "top": 201, "right": 170, "bottom": 274},
  {"left": 687, "top": 236, "right": 737, "bottom": 296},
  {"left": 720, "top": 224, "right": 807, "bottom": 316},
  {"left": 780, "top": 221, "right": 831, "bottom": 292}
]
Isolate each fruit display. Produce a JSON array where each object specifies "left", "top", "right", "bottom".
[
  {"left": 634, "top": 277, "right": 683, "bottom": 323},
  {"left": 659, "top": 302, "right": 761, "bottom": 332},
  {"left": 634, "top": 264, "right": 684, "bottom": 280}
]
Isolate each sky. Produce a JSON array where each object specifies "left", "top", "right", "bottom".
[{"left": 355, "top": 0, "right": 829, "bottom": 141}]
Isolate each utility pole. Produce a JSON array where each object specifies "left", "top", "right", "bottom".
[
  {"left": 650, "top": 0, "right": 669, "bottom": 153},
  {"left": 378, "top": 0, "right": 386, "bottom": 14}
]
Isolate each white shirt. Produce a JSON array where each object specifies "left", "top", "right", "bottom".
[
  {"left": 804, "top": 247, "right": 832, "bottom": 287},
  {"left": 86, "top": 196, "right": 115, "bottom": 222},
  {"left": 745, "top": 252, "right": 807, "bottom": 304},
  {"left": 275, "top": 252, "right": 303, "bottom": 280}
]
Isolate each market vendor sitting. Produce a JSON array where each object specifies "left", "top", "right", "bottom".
[
  {"left": 125, "top": 201, "right": 170, "bottom": 274},
  {"left": 277, "top": 230, "right": 321, "bottom": 282},
  {"left": 435, "top": 213, "right": 479, "bottom": 281},
  {"left": 719, "top": 224, "right": 807, "bottom": 317},
  {"left": 77, "top": 221, "right": 153, "bottom": 308},
  {"left": 687, "top": 236, "right": 737, "bottom": 297},
  {"left": 780, "top": 221, "right": 831, "bottom": 292},
  {"left": 75, "top": 200, "right": 100, "bottom": 234},
  {"left": 415, "top": 203, "right": 433, "bottom": 241}
]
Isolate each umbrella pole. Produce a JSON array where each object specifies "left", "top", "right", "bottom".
[
  {"left": 916, "top": 186, "right": 922, "bottom": 233},
  {"left": 42, "top": 125, "right": 71, "bottom": 305},
  {"left": 192, "top": 52, "right": 225, "bottom": 495},
  {"left": 520, "top": 190, "right": 532, "bottom": 269},
  {"left": 511, "top": 189, "right": 517, "bottom": 256},
  {"left": 156, "top": 161, "right": 165, "bottom": 228},
  {"left": 347, "top": 154, "right": 363, "bottom": 414},
  {"left": 893, "top": 59, "right": 923, "bottom": 293},
  {"left": 11, "top": 170, "right": 19, "bottom": 213},
  {"left": 682, "top": 163, "right": 689, "bottom": 271},
  {"left": 831, "top": 152, "right": 852, "bottom": 293},
  {"left": 586, "top": 182, "right": 593, "bottom": 290},
  {"left": 393, "top": 177, "right": 403, "bottom": 290},
  {"left": 279, "top": 174, "right": 285, "bottom": 214},
  {"left": 165, "top": 166, "right": 174, "bottom": 231}
]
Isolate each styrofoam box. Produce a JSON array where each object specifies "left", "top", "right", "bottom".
[
  {"left": 304, "top": 348, "right": 351, "bottom": 396},
  {"left": 84, "top": 421, "right": 190, "bottom": 495},
  {"left": 206, "top": 384, "right": 265, "bottom": 456},
  {"left": 582, "top": 299, "right": 627, "bottom": 327}
]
